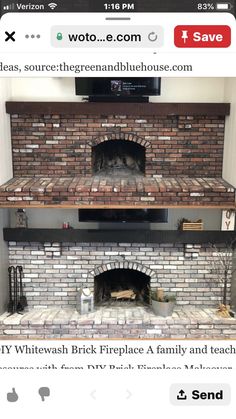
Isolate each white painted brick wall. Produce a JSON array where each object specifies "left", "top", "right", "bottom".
[{"left": 7, "top": 242, "right": 231, "bottom": 309}]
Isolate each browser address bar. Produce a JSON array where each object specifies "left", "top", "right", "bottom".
[{"left": 51, "top": 26, "right": 164, "bottom": 48}]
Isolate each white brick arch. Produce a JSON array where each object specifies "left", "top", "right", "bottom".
[{"left": 90, "top": 261, "right": 156, "bottom": 279}]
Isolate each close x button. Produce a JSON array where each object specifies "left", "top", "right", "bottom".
[
  {"left": 5, "top": 31, "right": 16, "bottom": 42},
  {"left": 174, "top": 25, "right": 231, "bottom": 48}
]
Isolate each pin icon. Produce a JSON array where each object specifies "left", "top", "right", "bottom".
[
  {"left": 39, "top": 387, "right": 50, "bottom": 401},
  {"left": 7, "top": 388, "right": 18, "bottom": 402},
  {"left": 181, "top": 30, "right": 189, "bottom": 44}
]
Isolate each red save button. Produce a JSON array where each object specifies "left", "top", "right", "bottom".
[{"left": 174, "top": 25, "right": 231, "bottom": 48}]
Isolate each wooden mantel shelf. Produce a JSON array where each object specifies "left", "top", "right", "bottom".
[
  {"left": 3, "top": 228, "right": 236, "bottom": 244},
  {"left": 5, "top": 102, "right": 231, "bottom": 116}
]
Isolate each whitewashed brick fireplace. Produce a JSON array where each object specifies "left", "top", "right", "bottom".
[{"left": 7, "top": 241, "right": 231, "bottom": 309}]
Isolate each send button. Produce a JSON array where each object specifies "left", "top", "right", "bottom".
[{"left": 170, "top": 384, "right": 231, "bottom": 406}]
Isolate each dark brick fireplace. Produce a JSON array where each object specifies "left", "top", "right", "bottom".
[
  {"left": 7, "top": 104, "right": 227, "bottom": 179},
  {"left": 0, "top": 100, "right": 236, "bottom": 339},
  {"left": 0, "top": 101, "right": 234, "bottom": 208}
]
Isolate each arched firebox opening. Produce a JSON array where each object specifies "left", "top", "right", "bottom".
[
  {"left": 94, "top": 268, "right": 150, "bottom": 305},
  {"left": 92, "top": 140, "right": 145, "bottom": 175}
]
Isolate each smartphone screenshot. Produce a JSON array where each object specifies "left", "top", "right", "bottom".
[{"left": 0, "top": 1, "right": 236, "bottom": 417}]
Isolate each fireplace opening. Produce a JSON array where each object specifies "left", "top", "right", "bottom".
[
  {"left": 94, "top": 268, "right": 150, "bottom": 305},
  {"left": 92, "top": 140, "right": 145, "bottom": 175}
]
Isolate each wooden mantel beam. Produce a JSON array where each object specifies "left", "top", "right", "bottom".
[{"left": 5, "top": 102, "right": 231, "bottom": 116}]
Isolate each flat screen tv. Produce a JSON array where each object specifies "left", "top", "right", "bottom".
[
  {"left": 79, "top": 209, "right": 168, "bottom": 223},
  {"left": 75, "top": 77, "right": 161, "bottom": 101}
]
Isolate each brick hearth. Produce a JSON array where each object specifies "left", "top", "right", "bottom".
[
  {"left": 0, "top": 176, "right": 234, "bottom": 207},
  {"left": 1, "top": 307, "right": 236, "bottom": 338}
]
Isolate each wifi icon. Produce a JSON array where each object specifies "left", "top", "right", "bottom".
[{"left": 48, "top": 2, "right": 58, "bottom": 10}]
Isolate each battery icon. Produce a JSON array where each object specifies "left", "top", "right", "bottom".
[{"left": 216, "top": 3, "right": 232, "bottom": 9}]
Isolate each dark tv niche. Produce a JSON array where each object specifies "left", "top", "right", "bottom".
[
  {"left": 75, "top": 77, "right": 161, "bottom": 102},
  {"left": 78, "top": 209, "right": 168, "bottom": 223}
]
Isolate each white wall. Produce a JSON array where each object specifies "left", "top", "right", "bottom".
[
  {"left": 10, "top": 208, "right": 222, "bottom": 230},
  {"left": 0, "top": 79, "right": 13, "bottom": 183},
  {"left": 10, "top": 77, "right": 225, "bottom": 102},
  {"left": 156, "top": 78, "right": 225, "bottom": 103},
  {"left": 223, "top": 78, "right": 236, "bottom": 187},
  {"left": 0, "top": 79, "right": 12, "bottom": 313}
]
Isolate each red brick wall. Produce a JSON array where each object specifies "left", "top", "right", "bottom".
[{"left": 11, "top": 113, "right": 225, "bottom": 177}]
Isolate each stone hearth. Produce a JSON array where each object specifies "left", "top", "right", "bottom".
[{"left": 1, "top": 307, "right": 236, "bottom": 338}]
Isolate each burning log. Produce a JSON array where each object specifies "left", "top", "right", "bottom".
[{"left": 111, "top": 289, "right": 136, "bottom": 300}]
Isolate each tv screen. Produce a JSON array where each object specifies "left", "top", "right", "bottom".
[
  {"left": 75, "top": 77, "right": 161, "bottom": 97},
  {"left": 79, "top": 209, "right": 168, "bottom": 223}
]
